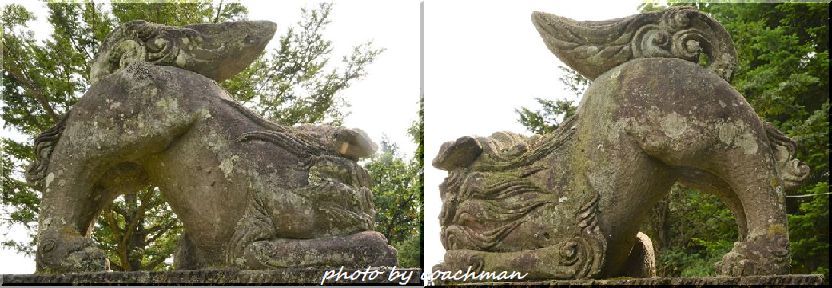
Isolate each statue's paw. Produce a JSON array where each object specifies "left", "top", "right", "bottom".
[
  {"left": 715, "top": 247, "right": 757, "bottom": 276},
  {"left": 715, "top": 237, "right": 789, "bottom": 276},
  {"left": 62, "top": 246, "right": 110, "bottom": 272},
  {"left": 438, "top": 250, "right": 485, "bottom": 273},
  {"left": 349, "top": 231, "right": 398, "bottom": 267},
  {"left": 37, "top": 233, "right": 110, "bottom": 273}
]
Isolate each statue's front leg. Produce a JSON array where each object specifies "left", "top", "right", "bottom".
[
  {"left": 37, "top": 229, "right": 109, "bottom": 273},
  {"left": 436, "top": 247, "right": 573, "bottom": 282},
  {"left": 716, "top": 234, "right": 790, "bottom": 276}
]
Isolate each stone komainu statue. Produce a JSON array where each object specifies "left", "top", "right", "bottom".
[
  {"left": 27, "top": 20, "right": 396, "bottom": 273},
  {"left": 434, "top": 7, "right": 810, "bottom": 279}
]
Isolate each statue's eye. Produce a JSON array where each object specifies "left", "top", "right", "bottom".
[{"left": 244, "top": 35, "right": 258, "bottom": 44}]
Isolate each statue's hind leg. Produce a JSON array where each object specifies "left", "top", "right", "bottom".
[
  {"left": 631, "top": 112, "right": 791, "bottom": 276},
  {"left": 227, "top": 178, "right": 396, "bottom": 269}
]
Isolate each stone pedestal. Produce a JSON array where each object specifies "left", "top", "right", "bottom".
[
  {"left": 1, "top": 268, "right": 423, "bottom": 285},
  {"left": 442, "top": 275, "right": 825, "bottom": 286}
]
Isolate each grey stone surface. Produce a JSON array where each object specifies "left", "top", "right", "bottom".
[
  {"left": 434, "top": 7, "right": 809, "bottom": 280},
  {"left": 448, "top": 274, "right": 825, "bottom": 286},
  {"left": 89, "top": 20, "right": 277, "bottom": 85},
  {"left": 1, "top": 268, "right": 424, "bottom": 285},
  {"left": 532, "top": 6, "right": 737, "bottom": 81},
  {"left": 26, "top": 20, "right": 395, "bottom": 274}
]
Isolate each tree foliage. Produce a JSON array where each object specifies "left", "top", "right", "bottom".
[
  {"left": 515, "top": 66, "right": 584, "bottom": 134},
  {"left": 2, "top": 1, "right": 383, "bottom": 271},
  {"left": 364, "top": 95, "right": 423, "bottom": 268},
  {"left": 224, "top": 3, "right": 383, "bottom": 125}
]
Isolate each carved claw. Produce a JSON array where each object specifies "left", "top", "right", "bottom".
[
  {"left": 715, "top": 235, "right": 790, "bottom": 276},
  {"left": 37, "top": 235, "right": 109, "bottom": 273},
  {"left": 63, "top": 247, "right": 110, "bottom": 272}
]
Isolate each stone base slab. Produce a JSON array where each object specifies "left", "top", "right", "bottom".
[
  {"left": 448, "top": 274, "right": 824, "bottom": 286},
  {"left": 1, "top": 268, "right": 423, "bottom": 285}
]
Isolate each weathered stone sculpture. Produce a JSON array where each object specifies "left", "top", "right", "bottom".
[
  {"left": 433, "top": 7, "right": 809, "bottom": 280},
  {"left": 27, "top": 20, "right": 396, "bottom": 273}
]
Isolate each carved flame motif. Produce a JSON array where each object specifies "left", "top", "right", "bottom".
[
  {"left": 25, "top": 116, "right": 67, "bottom": 188},
  {"left": 89, "top": 20, "right": 275, "bottom": 85},
  {"left": 91, "top": 21, "right": 201, "bottom": 84},
  {"left": 564, "top": 189, "right": 606, "bottom": 279},
  {"left": 532, "top": 6, "right": 737, "bottom": 81}
]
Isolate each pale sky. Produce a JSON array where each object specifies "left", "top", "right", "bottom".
[
  {"left": 0, "top": 0, "right": 650, "bottom": 276},
  {"left": 423, "top": 0, "right": 644, "bottom": 275}
]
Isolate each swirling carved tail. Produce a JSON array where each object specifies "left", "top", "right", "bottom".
[{"left": 532, "top": 6, "right": 737, "bottom": 82}]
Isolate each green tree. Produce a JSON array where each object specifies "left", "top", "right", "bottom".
[
  {"left": 364, "top": 96, "right": 423, "bottom": 268},
  {"left": 515, "top": 66, "right": 583, "bottom": 135},
  {"left": 223, "top": 3, "right": 383, "bottom": 125},
  {"left": 2, "top": 1, "right": 382, "bottom": 271}
]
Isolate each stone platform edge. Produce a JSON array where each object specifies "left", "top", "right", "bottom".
[
  {"left": 1, "top": 267, "right": 424, "bottom": 285},
  {"left": 448, "top": 274, "right": 825, "bottom": 286}
]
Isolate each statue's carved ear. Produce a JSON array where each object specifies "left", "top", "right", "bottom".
[
  {"left": 433, "top": 136, "right": 483, "bottom": 170},
  {"left": 334, "top": 128, "right": 377, "bottom": 160}
]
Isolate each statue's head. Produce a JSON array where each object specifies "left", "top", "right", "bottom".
[
  {"left": 90, "top": 20, "right": 277, "bottom": 85},
  {"left": 764, "top": 123, "right": 810, "bottom": 190}
]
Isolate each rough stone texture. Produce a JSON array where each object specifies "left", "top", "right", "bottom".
[
  {"left": 26, "top": 20, "right": 396, "bottom": 274},
  {"left": 89, "top": 20, "right": 277, "bottom": 85},
  {"left": 1, "top": 268, "right": 424, "bottom": 285},
  {"left": 434, "top": 7, "right": 810, "bottom": 280},
  {"left": 531, "top": 6, "right": 737, "bottom": 81},
  {"left": 446, "top": 275, "right": 825, "bottom": 286},
  {"left": 433, "top": 136, "right": 483, "bottom": 170}
]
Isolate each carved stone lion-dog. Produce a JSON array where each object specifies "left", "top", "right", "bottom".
[
  {"left": 27, "top": 20, "right": 396, "bottom": 273},
  {"left": 433, "top": 7, "right": 809, "bottom": 279}
]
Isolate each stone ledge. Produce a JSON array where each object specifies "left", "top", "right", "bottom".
[
  {"left": 1, "top": 268, "right": 423, "bottom": 285},
  {"left": 447, "top": 274, "right": 824, "bottom": 286}
]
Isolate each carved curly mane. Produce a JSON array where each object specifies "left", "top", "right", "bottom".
[
  {"left": 90, "top": 20, "right": 203, "bottom": 85},
  {"left": 25, "top": 115, "right": 67, "bottom": 189}
]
